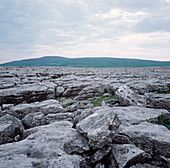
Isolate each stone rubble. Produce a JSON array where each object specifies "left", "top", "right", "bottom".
[{"left": 0, "top": 66, "right": 170, "bottom": 168}]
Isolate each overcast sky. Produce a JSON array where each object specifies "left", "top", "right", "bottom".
[{"left": 0, "top": 0, "right": 170, "bottom": 63}]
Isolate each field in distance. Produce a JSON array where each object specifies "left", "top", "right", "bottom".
[{"left": 1, "top": 56, "right": 170, "bottom": 67}]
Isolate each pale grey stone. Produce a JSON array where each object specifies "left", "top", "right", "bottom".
[
  {"left": 22, "top": 112, "right": 48, "bottom": 129},
  {"left": 0, "top": 114, "right": 24, "bottom": 144},
  {"left": 111, "top": 144, "right": 151, "bottom": 168},
  {"left": 40, "top": 103, "right": 64, "bottom": 115},
  {"left": 120, "top": 122, "right": 170, "bottom": 158},
  {"left": 9, "top": 99, "right": 58, "bottom": 119},
  {"left": 0, "top": 121, "right": 85, "bottom": 168}
]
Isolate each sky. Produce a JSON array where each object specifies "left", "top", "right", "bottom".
[{"left": 0, "top": 0, "right": 170, "bottom": 63}]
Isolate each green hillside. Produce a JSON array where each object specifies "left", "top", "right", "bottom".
[{"left": 0, "top": 56, "right": 170, "bottom": 67}]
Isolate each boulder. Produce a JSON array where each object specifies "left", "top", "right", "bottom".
[
  {"left": 0, "top": 121, "right": 86, "bottom": 168},
  {"left": 22, "top": 112, "right": 48, "bottom": 129},
  {"left": 119, "top": 122, "right": 170, "bottom": 158},
  {"left": 115, "top": 85, "right": 146, "bottom": 106},
  {"left": 40, "top": 103, "right": 64, "bottom": 115},
  {"left": 0, "top": 114, "right": 24, "bottom": 144},
  {"left": 91, "top": 146, "right": 111, "bottom": 163},
  {"left": 1, "top": 104, "right": 14, "bottom": 110},
  {"left": 55, "top": 86, "right": 65, "bottom": 97},
  {"left": 67, "top": 100, "right": 93, "bottom": 112},
  {"left": 95, "top": 163, "right": 105, "bottom": 168},
  {"left": 146, "top": 93, "right": 170, "bottom": 112},
  {"left": 76, "top": 108, "right": 120, "bottom": 149},
  {"left": 46, "top": 113, "right": 74, "bottom": 123},
  {"left": 9, "top": 99, "right": 58, "bottom": 119},
  {"left": 111, "top": 144, "right": 151, "bottom": 168},
  {"left": 0, "top": 83, "right": 55, "bottom": 104},
  {"left": 63, "top": 132, "right": 89, "bottom": 155},
  {"left": 76, "top": 106, "right": 169, "bottom": 157},
  {"left": 74, "top": 108, "right": 94, "bottom": 125}
]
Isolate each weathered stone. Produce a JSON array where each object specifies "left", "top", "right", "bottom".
[
  {"left": 76, "top": 108, "right": 120, "bottom": 149},
  {"left": 0, "top": 65, "right": 170, "bottom": 168},
  {"left": 0, "top": 121, "right": 84, "bottom": 168},
  {"left": 115, "top": 85, "right": 146, "bottom": 106},
  {"left": 91, "top": 146, "right": 111, "bottom": 163},
  {"left": 146, "top": 93, "right": 170, "bottom": 111},
  {"left": 130, "top": 163, "right": 163, "bottom": 168},
  {"left": 0, "top": 82, "right": 56, "bottom": 104},
  {"left": 46, "top": 113, "right": 74, "bottom": 123},
  {"left": 74, "top": 108, "right": 94, "bottom": 125},
  {"left": 119, "top": 122, "right": 170, "bottom": 158},
  {"left": 0, "top": 114, "right": 24, "bottom": 144},
  {"left": 22, "top": 112, "right": 48, "bottom": 129},
  {"left": 95, "top": 163, "right": 105, "bottom": 168},
  {"left": 55, "top": 86, "right": 65, "bottom": 97},
  {"left": 1, "top": 104, "right": 14, "bottom": 110},
  {"left": 111, "top": 144, "right": 151, "bottom": 168},
  {"left": 9, "top": 99, "right": 58, "bottom": 119},
  {"left": 40, "top": 103, "right": 64, "bottom": 115},
  {"left": 63, "top": 132, "right": 89, "bottom": 155},
  {"left": 67, "top": 100, "right": 93, "bottom": 112}
]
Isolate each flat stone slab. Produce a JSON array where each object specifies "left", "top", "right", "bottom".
[
  {"left": 0, "top": 121, "right": 89, "bottom": 168},
  {"left": 119, "top": 122, "right": 170, "bottom": 158}
]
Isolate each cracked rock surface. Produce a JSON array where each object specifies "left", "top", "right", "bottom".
[{"left": 0, "top": 66, "right": 170, "bottom": 168}]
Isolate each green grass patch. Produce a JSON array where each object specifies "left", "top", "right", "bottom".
[
  {"left": 157, "top": 91, "right": 170, "bottom": 94},
  {"left": 154, "top": 113, "right": 170, "bottom": 130},
  {"left": 167, "top": 77, "right": 170, "bottom": 79},
  {"left": 89, "top": 96, "right": 115, "bottom": 107},
  {"left": 62, "top": 103, "right": 71, "bottom": 108},
  {"left": 133, "top": 75, "right": 145, "bottom": 78},
  {"left": 56, "top": 97, "right": 62, "bottom": 102}
]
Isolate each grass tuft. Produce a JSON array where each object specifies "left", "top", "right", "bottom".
[
  {"left": 62, "top": 103, "right": 71, "bottom": 108},
  {"left": 153, "top": 113, "right": 170, "bottom": 130},
  {"left": 157, "top": 91, "right": 170, "bottom": 94},
  {"left": 133, "top": 75, "right": 145, "bottom": 78},
  {"left": 89, "top": 96, "right": 115, "bottom": 107}
]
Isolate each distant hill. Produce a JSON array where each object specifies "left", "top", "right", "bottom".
[{"left": 0, "top": 56, "right": 170, "bottom": 67}]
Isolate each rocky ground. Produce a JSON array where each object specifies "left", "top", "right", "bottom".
[{"left": 0, "top": 66, "right": 170, "bottom": 168}]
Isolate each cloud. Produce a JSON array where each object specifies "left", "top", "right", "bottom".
[{"left": 0, "top": 0, "right": 170, "bottom": 63}]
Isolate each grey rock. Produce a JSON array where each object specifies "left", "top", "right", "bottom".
[
  {"left": 9, "top": 99, "right": 58, "bottom": 119},
  {"left": 74, "top": 108, "right": 94, "bottom": 125},
  {"left": 55, "top": 86, "right": 65, "bottom": 97},
  {"left": 67, "top": 100, "right": 92, "bottom": 112},
  {"left": 64, "top": 132, "right": 89, "bottom": 155},
  {"left": 109, "top": 106, "right": 168, "bottom": 128},
  {"left": 111, "top": 144, "right": 151, "bottom": 168},
  {"left": 1, "top": 104, "right": 14, "bottom": 110},
  {"left": 75, "top": 85, "right": 102, "bottom": 100},
  {"left": 0, "top": 82, "right": 55, "bottom": 104},
  {"left": 147, "top": 82, "right": 169, "bottom": 93},
  {"left": 0, "top": 114, "right": 24, "bottom": 144},
  {"left": 119, "top": 122, "right": 170, "bottom": 158},
  {"left": 95, "top": 163, "right": 105, "bottom": 168},
  {"left": 130, "top": 163, "right": 163, "bottom": 168},
  {"left": 62, "top": 83, "right": 88, "bottom": 97},
  {"left": 146, "top": 93, "right": 170, "bottom": 111},
  {"left": 46, "top": 113, "right": 74, "bottom": 123},
  {"left": 22, "top": 112, "right": 48, "bottom": 129},
  {"left": 0, "top": 121, "right": 85, "bottom": 168},
  {"left": 40, "top": 103, "right": 64, "bottom": 115},
  {"left": 103, "top": 93, "right": 112, "bottom": 97},
  {"left": 91, "top": 146, "right": 111, "bottom": 163},
  {"left": 76, "top": 108, "right": 120, "bottom": 149},
  {"left": 115, "top": 85, "right": 146, "bottom": 106}
]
